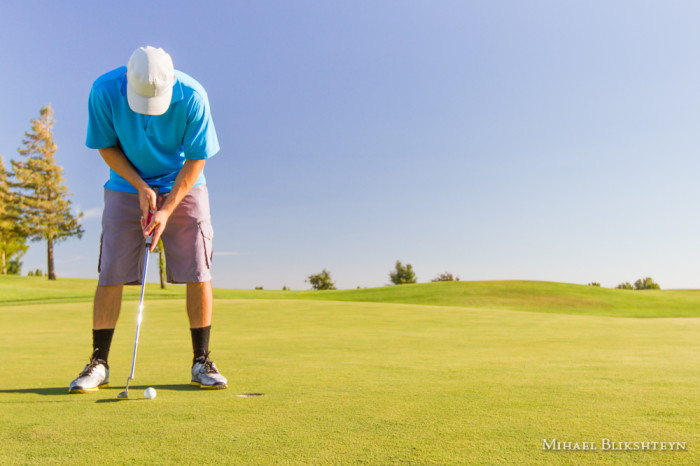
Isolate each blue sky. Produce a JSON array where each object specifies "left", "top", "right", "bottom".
[{"left": 2, "top": 1, "right": 700, "bottom": 290}]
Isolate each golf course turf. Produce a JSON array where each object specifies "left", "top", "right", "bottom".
[{"left": 1, "top": 277, "right": 699, "bottom": 464}]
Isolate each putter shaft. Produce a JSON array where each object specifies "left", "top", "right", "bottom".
[{"left": 120, "top": 210, "right": 155, "bottom": 399}]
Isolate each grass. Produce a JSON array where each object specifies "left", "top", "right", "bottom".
[
  {"left": 4, "top": 276, "right": 700, "bottom": 317},
  {"left": 1, "top": 276, "right": 699, "bottom": 464}
]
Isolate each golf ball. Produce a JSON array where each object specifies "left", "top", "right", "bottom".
[{"left": 144, "top": 387, "right": 157, "bottom": 399}]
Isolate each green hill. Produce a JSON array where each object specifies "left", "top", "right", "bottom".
[{"left": 2, "top": 276, "right": 699, "bottom": 317}]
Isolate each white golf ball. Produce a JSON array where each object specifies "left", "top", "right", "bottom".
[{"left": 144, "top": 387, "right": 157, "bottom": 399}]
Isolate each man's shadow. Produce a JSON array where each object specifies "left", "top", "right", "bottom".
[
  {"left": 0, "top": 387, "right": 68, "bottom": 396},
  {"left": 0, "top": 384, "right": 201, "bottom": 403}
]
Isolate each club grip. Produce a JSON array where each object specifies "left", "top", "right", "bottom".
[{"left": 145, "top": 210, "right": 155, "bottom": 248}]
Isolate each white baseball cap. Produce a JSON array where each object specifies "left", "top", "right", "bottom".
[{"left": 126, "top": 46, "right": 175, "bottom": 116}]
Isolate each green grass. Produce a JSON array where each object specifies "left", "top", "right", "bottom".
[
  {"left": 1, "top": 277, "right": 699, "bottom": 464},
  {"left": 4, "top": 276, "right": 700, "bottom": 317}
]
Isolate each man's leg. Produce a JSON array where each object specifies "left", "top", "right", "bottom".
[
  {"left": 94, "top": 284, "right": 123, "bottom": 328},
  {"left": 68, "top": 285, "right": 123, "bottom": 394},
  {"left": 188, "top": 280, "right": 227, "bottom": 389},
  {"left": 186, "top": 281, "right": 212, "bottom": 328},
  {"left": 70, "top": 188, "right": 143, "bottom": 394},
  {"left": 91, "top": 284, "right": 123, "bottom": 363},
  {"left": 188, "top": 281, "right": 213, "bottom": 360}
]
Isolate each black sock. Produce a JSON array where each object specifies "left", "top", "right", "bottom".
[
  {"left": 93, "top": 328, "right": 115, "bottom": 364},
  {"left": 191, "top": 326, "right": 211, "bottom": 362}
]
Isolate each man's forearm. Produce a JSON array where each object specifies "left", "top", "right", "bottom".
[
  {"left": 160, "top": 159, "right": 206, "bottom": 215},
  {"left": 98, "top": 146, "right": 149, "bottom": 192}
]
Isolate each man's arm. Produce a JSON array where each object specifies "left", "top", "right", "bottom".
[
  {"left": 145, "top": 158, "right": 206, "bottom": 251},
  {"left": 99, "top": 145, "right": 155, "bottom": 223},
  {"left": 98, "top": 145, "right": 206, "bottom": 252}
]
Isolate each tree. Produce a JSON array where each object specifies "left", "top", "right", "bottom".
[
  {"left": 432, "top": 272, "right": 459, "bottom": 282},
  {"left": 153, "top": 239, "right": 166, "bottom": 289},
  {"left": 10, "top": 105, "right": 84, "bottom": 280},
  {"left": 617, "top": 282, "right": 633, "bottom": 290},
  {"left": 0, "top": 156, "right": 28, "bottom": 275},
  {"left": 634, "top": 277, "right": 660, "bottom": 290},
  {"left": 6, "top": 258, "right": 22, "bottom": 275},
  {"left": 307, "top": 269, "right": 336, "bottom": 290},
  {"left": 389, "top": 260, "right": 417, "bottom": 285},
  {"left": 588, "top": 282, "right": 601, "bottom": 287}
]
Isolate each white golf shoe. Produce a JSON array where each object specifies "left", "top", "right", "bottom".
[
  {"left": 191, "top": 352, "right": 228, "bottom": 389},
  {"left": 69, "top": 350, "right": 109, "bottom": 394}
]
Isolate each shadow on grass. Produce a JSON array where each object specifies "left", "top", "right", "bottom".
[
  {"left": 0, "top": 384, "right": 200, "bottom": 399},
  {"left": 94, "top": 384, "right": 212, "bottom": 403},
  {"left": 0, "top": 387, "right": 68, "bottom": 396}
]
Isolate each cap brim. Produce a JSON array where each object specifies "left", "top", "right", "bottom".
[{"left": 127, "top": 84, "right": 172, "bottom": 116}]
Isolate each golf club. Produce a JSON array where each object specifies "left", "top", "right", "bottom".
[{"left": 117, "top": 193, "right": 158, "bottom": 399}]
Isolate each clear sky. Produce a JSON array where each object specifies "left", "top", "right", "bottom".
[{"left": 2, "top": 1, "right": 700, "bottom": 290}]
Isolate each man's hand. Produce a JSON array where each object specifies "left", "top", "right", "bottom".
[
  {"left": 143, "top": 209, "right": 170, "bottom": 252},
  {"left": 139, "top": 186, "right": 168, "bottom": 252}
]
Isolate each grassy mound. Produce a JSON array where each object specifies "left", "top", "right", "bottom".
[{"left": 3, "top": 275, "right": 700, "bottom": 317}]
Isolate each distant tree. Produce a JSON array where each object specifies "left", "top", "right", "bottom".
[
  {"left": 34, "top": 268, "right": 43, "bottom": 277},
  {"left": 6, "top": 258, "right": 22, "bottom": 275},
  {"left": 255, "top": 286, "right": 264, "bottom": 290},
  {"left": 389, "top": 260, "right": 417, "bottom": 285},
  {"left": 27, "top": 270, "right": 34, "bottom": 276},
  {"left": 153, "top": 239, "right": 166, "bottom": 289},
  {"left": 634, "top": 277, "right": 660, "bottom": 290},
  {"left": 0, "top": 156, "right": 28, "bottom": 275},
  {"left": 10, "top": 105, "right": 84, "bottom": 280},
  {"left": 432, "top": 272, "right": 459, "bottom": 282},
  {"left": 307, "top": 269, "right": 336, "bottom": 290},
  {"left": 617, "top": 282, "right": 633, "bottom": 290},
  {"left": 282, "top": 285, "right": 289, "bottom": 291},
  {"left": 588, "top": 282, "right": 601, "bottom": 287}
]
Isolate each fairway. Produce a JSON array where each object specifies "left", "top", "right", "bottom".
[{"left": 1, "top": 281, "right": 699, "bottom": 464}]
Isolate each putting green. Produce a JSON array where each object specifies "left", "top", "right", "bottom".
[{"left": 1, "top": 295, "right": 699, "bottom": 464}]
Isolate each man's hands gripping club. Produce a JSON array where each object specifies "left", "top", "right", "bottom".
[
  {"left": 138, "top": 160, "right": 208, "bottom": 252},
  {"left": 98, "top": 146, "right": 207, "bottom": 253},
  {"left": 139, "top": 186, "right": 166, "bottom": 252}
]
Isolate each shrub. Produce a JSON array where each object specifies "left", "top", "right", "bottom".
[
  {"left": 634, "top": 277, "right": 660, "bottom": 290},
  {"left": 389, "top": 260, "right": 417, "bottom": 285},
  {"left": 432, "top": 272, "right": 459, "bottom": 282},
  {"left": 7, "top": 259, "right": 22, "bottom": 275},
  {"left": 617, "top": 282, "right": 633, "bottom": 290},
  {"left": 588, "top": 282, "right": 601, "bottom": 287},
  {"left": 307, "top": 269, "right": 336, "bottom": 290}
]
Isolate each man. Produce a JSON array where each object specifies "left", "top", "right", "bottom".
[{"left": 69, "top": 46, "right": 227, "bottom": 393}]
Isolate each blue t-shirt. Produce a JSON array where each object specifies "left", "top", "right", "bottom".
[{"left": 86, "top": 66, "right": 220, "bottom": 193}]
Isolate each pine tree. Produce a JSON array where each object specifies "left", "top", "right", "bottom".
[
  {"left": 10, "top": 105, "right": 84, "bottom": 280},
  {"left": 0, "top": 156, "right": 28, "bottom": 275}
]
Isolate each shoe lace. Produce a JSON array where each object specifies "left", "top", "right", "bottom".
[
  {"left": 78, "top": 349, "right": 105, "bottom": 377},
  {"left": 196, "top": 351, "right": 220, "bottom": 374}
]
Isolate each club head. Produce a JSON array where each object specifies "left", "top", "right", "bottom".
[{"left": 117, "top": 377, "right": 132, "bottom": 399}]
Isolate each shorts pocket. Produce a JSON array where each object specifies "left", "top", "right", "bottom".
[{"left": 197, "top": 221, "right": 214, "bottom": 269}]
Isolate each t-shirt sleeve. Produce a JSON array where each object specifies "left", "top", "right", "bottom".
[
  {"left": 86, "top": 85, "right": 118, "bottom": 149},
  {"left": 182, "top": 91, "right": 220, "bottom": 160}
]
